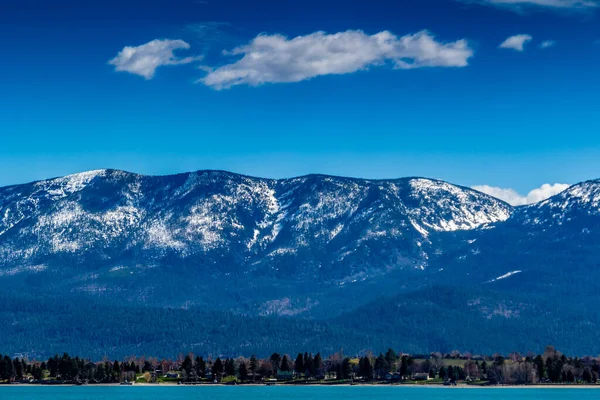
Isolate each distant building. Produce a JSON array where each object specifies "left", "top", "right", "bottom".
[
  {"left": 413, "top": 373, "right": 431, "bottom": 381},
  {"left": 248, "top": 372, "right": 262, "bottom": 381},
  {"left": 276, "top": 371, "right": 294, "bottom": 381},
  {"left": 385, "top": 372, "right": 401, "bottom": 381}
]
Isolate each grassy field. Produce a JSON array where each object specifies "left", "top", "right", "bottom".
[{"left": 413, "top": 358, "right": 478, "bottom": 367}]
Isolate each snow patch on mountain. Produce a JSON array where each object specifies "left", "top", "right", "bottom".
[
  {"left": 406, "top": 178, "right": 512, "bottom": 232},
  {"left": 0, "top": 264, "right": 47, "bottom": 277},
  {"left": 487, "top": 270, "right": 522, "bottom": 283},
  {"left": 520, "top": 180, "right": 600, "bottom": 225},
  {"left": 146, "top": 220, "right": 185, "bottom": 250},
  {"left": 0, "top": 170, "right": 518, "bottom": 282},
  {"left": 539, "top": 181, "right": 600, "bottom": 210},
  {"left": 35, "top": 170, "right": 107, "bottom": 199}
]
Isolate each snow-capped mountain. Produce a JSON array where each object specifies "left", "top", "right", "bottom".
[
  {"left": 428, "top": 178, "right": 600, "bottom": 298},
  {"left": 519, "top": 179, "right": 600, "bottom": 226},
  {"left": 2, "top": 170, "right": 600, "bottom": 357},
  {"left": 0, "top": 170, "right": 511, "bottom": 278},
  {"left": 0, "top": 169, "right": 520, "bottom": 316}
]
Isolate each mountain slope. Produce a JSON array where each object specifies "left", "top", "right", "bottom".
[
  {"left": 0, "top": 170, "right": 512, "bottom": 312},
  {"left": 1, "top": 170, "right": 599, "bottom": 357},
  {"left": 431, "top": 179, "right": 600, "bottom": 298},
  {"left": 335, "top": 285, "right": 600, "bottom": 355}
]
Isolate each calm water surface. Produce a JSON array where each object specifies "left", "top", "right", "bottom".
[{"left": 0, "top": 386, "right": 597, "bottom": 400}]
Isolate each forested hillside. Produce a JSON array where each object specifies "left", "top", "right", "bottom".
[{"left": 0, "top": 170, "right": 599, "bottom": 358}]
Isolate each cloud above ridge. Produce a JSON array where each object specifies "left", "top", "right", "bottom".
[
  {"left": 473, "top": 183, "right": 571, "bottom": 205},
  {"left": 499, "top": 34, "right": 533, "bottom": 51},
  {"left": 199, "top": 29, "right": 474, "bottom": 89},
  {"left": 109, "top": 39, "right": 201, "bottom": 79}
]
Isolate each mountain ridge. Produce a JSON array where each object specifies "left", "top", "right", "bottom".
[
  {"left": 1, "top": 167, "right": 549, "bottom": 204},
  {"left": 8, "top": 168, "right": 595, "bottom": 213},
  {"left": 0, "top": 169, "right": 598, "bottom": 357}
]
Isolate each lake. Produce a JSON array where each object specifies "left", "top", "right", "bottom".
[{"left": 0, "top": 386, "right": 598, "bottom": 400}]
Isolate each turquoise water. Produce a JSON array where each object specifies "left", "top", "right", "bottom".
[{"left": 0, "top": 386, "right": 598, "bottom": 400}]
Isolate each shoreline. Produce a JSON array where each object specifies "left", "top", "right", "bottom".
[{"left": 2, "top": 383, "right": 600, "bottom": 389}]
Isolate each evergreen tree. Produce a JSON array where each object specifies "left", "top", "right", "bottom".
[
  {"left": 340, "top": 358, "right": 352, "bottom": 380},
  {"left": 0, "top": 356, "right": 4, "bottom": 380},
  {"left": 143, "top": 361, "right": 152, "bottom": 372},
  {"left": 400, "top": 356, "right": 411, "bottom": 378},
  {"left": 547, "top": 355, "right": 564, "bottom": 382},
  {"left": 14, "top": 358, "right": 24, "bottom": 380},
  {"left": 439, "top": 366, "right": 447, "bottom": 380},
  {"left": 32, "top": 365, "right": 44, "bottom": 380},
  {"left": 239, "top": 362, "right": 249, "bottom": 381},
  {"left": 225, "top": 359, "right": 236, "bottom": 377},
  {"left": 104, "top": 361, "right": 112, "bottom": 383},
  {"left": 534, "top": 355, "right": 545, "bottom": 381},
  {"left": 447, "top": 365, "right": 455, "bottom": 381},
  {"left": 358, "top": 357, "right": 374, "bottom": 380},
  {"left": 95, "top": 363, "right": 105, "bottom": 382},
  {"left": 294, "top": 353, "right": 304, "bottom": 374},
  {"left": 281, "top": 355, "right": 291, "bottom": 372},
  {"left": 385, "top": 348, "right": 397, "bottom": 371},
  {"left": 212, "top": 358, "right": 224, "bottom": 381},
  {"left": 313, "top": 353, "right": 323, "bottom": 377},
  {"left": 112, "top": 361, "right": 120, "bottom": 382},
  {"left": 58, "top": 354, "right": 72, "bottom": 380},
  {"left": 374, "top": 353, "right": 388, "bottom": 378},
  {"left": 182, "top": 355, "right": 195, "bottom": 381},
  {"left": 0, "top": 355, "right": 5, "bottom": 381},
  {"left": 270, "top": 353, "right": 282, "bottom": 372},
  {"left": 249, "top": 355, "right": 258, "bottom": 381},
  {"left": 48, "top": 356, "right": 58, "bottom": 378},
  {"left": 305, "top": 354, "right": 314, "bottom": 377},
  {"left": 195, "top": 356, "right": 206, "bottom": 378}
]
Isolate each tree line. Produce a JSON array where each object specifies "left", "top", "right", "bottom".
[{"left": 1, "top": 346, "right": 599, "bottom": 385}]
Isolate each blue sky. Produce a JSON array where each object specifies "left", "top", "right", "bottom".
[{"left": 1, "top": 0, "right": 599, "bottom": 203}]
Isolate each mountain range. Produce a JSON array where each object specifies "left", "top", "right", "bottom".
[{"left": 0, "top": 169, "right": 598, "bottom": 358}]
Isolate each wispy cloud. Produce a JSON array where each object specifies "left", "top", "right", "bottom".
[
  {"left": 198, "top": 30, "right": 474, "bottom": 90},
  {"left": 540, "top": 40, "right": 557, "bottom": 48},
  {"left": 184, "top": 22, "right": 245, "bottom": 56},
  {"left": 109, "top": 39, "right": 201, "bottom": 80},
  {"left": 461, "top": 0, "right": 598, "bottom": 12},
  {"left": 499, "top": 34, "right": 533, "bottom": 51},
  {"left": 473, "top": 183, "right": 570, "bottom": 205},
  {"left": 186, "top": 22, "right": 237, "bottom": 42}
]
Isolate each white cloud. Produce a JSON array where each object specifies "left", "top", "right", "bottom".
[
  {"left": 464, "top": 0, "right": 598, "bottom": 11},
  {"left": 540, "top": 40, "right": 557, "bottom": 48},
  {"left": 499, "top": 34, "right": 533, "bottom": 51},
  {"left": 109, "top": 39, "right": 201, "bottom": 79},
  {"left": 473, "top": 183, "right": 571, "bottom": 206},
  {"left": 199, "top": 30, "right": 474, "bottom": 89}
]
